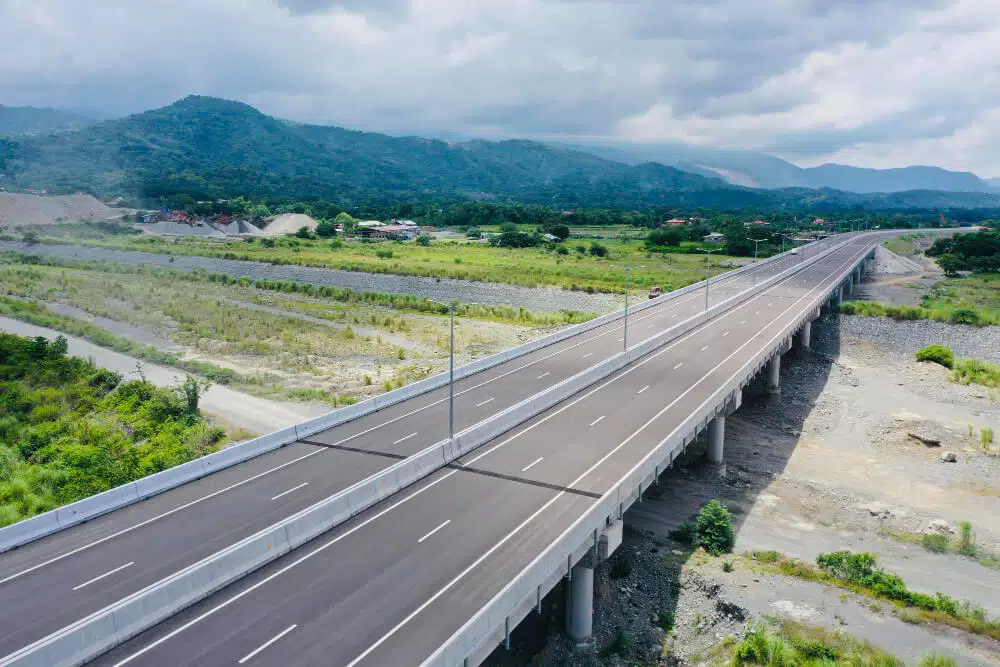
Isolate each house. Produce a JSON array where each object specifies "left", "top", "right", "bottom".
[
  {"left": 703, "top": 233, "right": 727, "bottom": 244},
  {"left": 664, "top": 218, "right": 687, "bottom": 226},
  {"left": 357, "top": 220, "right": 384, "bottom": 228},
  {"left": 744, "top": 219, "right": 769, "bottom": 228},
  {"left": 392, "top": 219, "right": 418, "bottom": 227},
  {"left": 813, "top": 218, "right": 827, "bottom": 225}
]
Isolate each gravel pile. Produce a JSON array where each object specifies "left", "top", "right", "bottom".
[
  {"left": 819, "top": 314, "right": 1000, "bottom": 363},
  {"left": 0, "top": 241, "right": 622, "bottom": 314}
]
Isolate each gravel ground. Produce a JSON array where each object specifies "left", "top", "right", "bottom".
[
  {"left": 829, "top": 315, "right": 1000, "bottom": 363},
  {"left": 0, "top": 241, "right": 622, "bottom": 313}
]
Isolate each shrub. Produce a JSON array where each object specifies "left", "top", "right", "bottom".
[
  {"left": 696, "top": 500, "right": 735, "bottom": 555},
  {"left": 957, "top": 521, "right": 976, "bottom": 555},
  {"left": 415, "top": 235, "right": 431, "bottom": 246},
  {"left": 916, "top": 344, "right": 954, "bottom": 369},
  {"left": 722, "top": 559, "right": 734, "bottom": 572},
  {"left": 588, "top": 241, "right": 608, "bottom": 257},
  {"left": 294, "top": 226, "right": 315, "bottom": 240},
  {"left": 949, "top": 308, "right": 980, "bottom": 325},
  {"left": 315, "top": 221, "right": 337, "bottom": 238},
  {"left": 599, "top": 630, "right": 629, "bottom": 658},
  {"left": 329, "top": 239, "right": 343, "bottom": 249},
  {"left": 920, "top": 654, "right": 958, "bottom": 667},
  {"left": 669, "top": 520, "right": 698, "bottom": 545},
  {"left": 655, "top": 611, "right": 675, "bottom": 632},
  {"left": 375, "top": 249, "right": 394, "bottom": 259},
  {"left": 952, "top": 358, "right": 1000, "bottom": 388},
  {"left": 921, "top": 533, "right": 950, "bottom": 553}
]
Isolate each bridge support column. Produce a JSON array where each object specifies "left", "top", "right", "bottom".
[
  {"left": 767, "top": 355, "right": 781, "bottom": 394},
  {"left": 708, "top": 414, "right": 725, "bottom": 465},
  {"left": 798, "top": 320, "right": 811, "bottom": 351},
  {"left": 832, "top": 285, "right": 843, "bottom": 309},
  {"left": 567, "top": 558, "right": 594, "bottom": 642},
  {"left": 845, "top": 276, "right": 853, "bottom": 296}
]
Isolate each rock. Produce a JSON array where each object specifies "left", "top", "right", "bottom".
[
  {"left": 940, "top": 451, "right": 958, "bottom": 463},
  {"left": 907, "top": 432, "right": 941, "bottom": 447},
  {"left": 865, "top": 502, "right": 893, "bottom": 519},
  {"left": 925, "top": 519, "right": 954, "bottom": 535}
]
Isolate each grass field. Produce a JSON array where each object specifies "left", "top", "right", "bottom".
[
  {"left": 33, "top": 228, "right": 740, "bottom": 294},
  {"left": 922, "top": 273, "right": 1000, "bottom": 318},
  {"left": 0, "top": 257, "right": 552, "bottom": 403}
]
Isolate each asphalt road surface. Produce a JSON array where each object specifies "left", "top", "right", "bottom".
[
  {"left": 85, "top": 235, "right": 875, "bottom": 667},
  {"left": 0, "top": 241, "right": 836, "bottom": 658}
]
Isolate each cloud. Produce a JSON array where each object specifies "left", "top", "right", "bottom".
[{"left": 0, "top": 0, "right": 999, "bottom": 174}]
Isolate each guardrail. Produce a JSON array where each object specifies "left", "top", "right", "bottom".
[
  {"left": 0, "top": 236, "right": 839, "bottom": 554},
  {"left": 420, "top": 237, "right": 879, "bottom": 667},
  {"left": 0, "top": 237, "right": 856, "bottom": 667}
]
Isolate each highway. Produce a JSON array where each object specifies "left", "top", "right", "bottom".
[
  {"left": 85, "top": 234, "right": 877, "bottom": 667},
  {"left": 0, "top": 242, "right": 830, "bottom": 658}
]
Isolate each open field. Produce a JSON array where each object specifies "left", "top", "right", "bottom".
[
  {"left": 0, "top": 256, "right": 554, "bottom": 404},
  {"left": 26, "top": 227, "right": 741, "bottom": 294}
]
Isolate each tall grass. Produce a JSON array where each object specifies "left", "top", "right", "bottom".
[
  {"left": 952, "top": 358, "right": 1000, "bottom": 388},
  {"left": 838, "top": 300, "right": 1000, "bottom": 327}
]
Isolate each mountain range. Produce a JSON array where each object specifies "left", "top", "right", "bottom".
[
  {"left": 0, "top": 105, "right": 94, "bottom": 136},
  {"left": 1, "top": 96, "right": 999, "bottom": 211}
]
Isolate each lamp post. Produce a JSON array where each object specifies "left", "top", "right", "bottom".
[
  {"left": 698, "top": 248, "right": 719, "bottom": 310},
  {"left": 428, "top": 299, "right": 457, "bottom": 440},
  {"left": 611, "top": 264, "right": 644, "bottom": 350},
  {"left": 751, "top": 238, "right": 765, "bottom": 287}
]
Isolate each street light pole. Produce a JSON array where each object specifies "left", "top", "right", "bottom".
[
  {"left": 751, "top": 239, "right": 765, "bottom": 287},
  {"left": 699, "top": 248, "right": 719, "bottom": 310},
  {"left": 624, "top": 266, "right": 630, "bottom": 351}
]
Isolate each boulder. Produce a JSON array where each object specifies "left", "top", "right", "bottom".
[
  {"left": 925, "top": 519, "right": 954, "bottom": 535},
  {"left": 940, "top": 451, "right": 958, "bottom": 463}
]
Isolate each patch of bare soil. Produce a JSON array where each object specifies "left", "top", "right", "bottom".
[
  {"left": 0, "top": 192, "right": 118, "bottom": 227},
  {"left": 501, "top": 316, "right": 1000, "bottom": 666},
  {"left": 854, "top": 244, "right": 942, "bottom": 306}
]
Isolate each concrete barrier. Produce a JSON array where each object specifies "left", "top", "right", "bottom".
[{"left": 0, "top": 239, "right": 832, "bottom": 555}]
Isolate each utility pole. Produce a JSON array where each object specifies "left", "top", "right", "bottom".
[{"left": 698, "top": 248, "right": 719, "bottom": 310}]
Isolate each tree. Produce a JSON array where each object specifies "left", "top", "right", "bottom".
[
  {"left": 588, "top": 241, "right": 608, "bottom": 257},
  {"left": 415, "top": 234, "right": 431, "bottom": 246},
  {"left": 335, "top": 211, "right": 358, "bottom": 233},
  {"left": 500, "top": 222, "right": 518, "bottom": 233},
  {"left": 490, "top": 231, "right": 539, "bottom": 248},
  {"left": 696, "top": 500, "right": 735, "bottom": 555},
  {"left": 647, "top": 228, "right": 684, "bottom": 248},
  {"left": 315, "top": 220, "right": 337, "bottom": 238},
  {"left": 177, "top": 375, "right": 211, "bottom": 415},
  {"left": 937, "top": 253, "right": 963, "bottom": 276},
  {"left": 294, "top": 226, "right": 315, "bottom": 240},
  {"left": 546, "top": 223, "right": 570, "bottom": 241}
]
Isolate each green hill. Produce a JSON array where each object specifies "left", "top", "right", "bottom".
[
  {"left": 2, "top": 96, "right": 999, "bottom": 212},
  {"left": 0, "top": 105, "right": 94, "bottom": 136}
]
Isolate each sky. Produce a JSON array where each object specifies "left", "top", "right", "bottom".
[{"left": 2, "top": 0, "right": 999, "bottom": 176}]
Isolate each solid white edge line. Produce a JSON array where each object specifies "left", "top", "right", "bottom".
[
  {"left": 521, "top": 457, "right": 544, "bottom": 472},
  {"left": 72, "top": 562, "right": 135, "bottom": 592},
  {"left": 417, "top": 520, "right": 451, "bottom": 544},
  {"left": 589, "top": 416, "right": 606, "bottom": 427},
  {"left": 475, "top": 398, "right": 495, "bottom": 407},
  {"left": 237, "top": 624, "right": 298, "bottom": 665},
  {"left": 270, "top": 483, "right": 310, "bottom": 502},
  {"left": 392, "top": 432, "right": 418, "bottom": 445}
]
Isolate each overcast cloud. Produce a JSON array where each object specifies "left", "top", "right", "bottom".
[{"left": 1, "top": 0, "right": 999, "bottom": 175}]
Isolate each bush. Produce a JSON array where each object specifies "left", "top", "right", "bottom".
[
  {"left": 415, "top": 235, "right": 431, "bottom": 246},
  {"left": 599, "top": 630, "right": 629, "bottom": 658},
  {"left": 921, "top": 533, "right": 950, "bottom": 553},
  {"left": 920, "top": 654, "right": 958, "bottom": 667},
  {"left": 588, "top": 241, "right": 608, "bottom": 257},
  {"left": 294, "top": 226, "right": 315, "bottom": 240},
  {"left": 375, "top": 249, "right": 394, "bottom": 259},
  {"left": 315, "top": 220, "right": 337, "bottom": 238},
  {"left": 669, "top": 520, "right": 698, "bottom": 545},
  {"left": 949, "top": 308, "right": 980, "bottom": 325},
  {"left": 696, "top": 500, "right": 735, "bottom": 555},
  {"left": 655, "top": 611, "right": 675, "bottom": 632},
  {"left": 916, "top": 344, "right": 954, "bottom": 369}
]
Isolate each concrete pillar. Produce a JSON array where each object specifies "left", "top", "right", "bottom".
[
  {"left": 707, "top": 414, "right": 725, "bottom": 464},
  {"left": 798, "top": 319, "right": 811, "bottom": 350},
  {"left": 845, "top": 276, "right": 853, "bottom": 295},
  {"left": 767, "top": 355, "right": 781, "bottom": 394},
  {"left": 832, "top": 285, "right": 843, "bottom": 308},
  {"left": 567, "top": 562, "right": 594, "bottom": 641}
]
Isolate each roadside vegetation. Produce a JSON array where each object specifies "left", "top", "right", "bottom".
[
  {"left": 727, "top": 619, "right": 902, "bottom": 666},
  {"left": 0, "top": 333, "right": 230, "bottom": 526},
  {"left": 745, "top": 550, "right": 1000, "bottom": 640},
  {"left": 886, "top": 520, "right": 1000, "bottom": 571},
  {"left": 915, "top": 345, "right": 1000, "bottom": 389},
  {"left": 837, "top": 299, "right": 1000, "bottom": 327}
]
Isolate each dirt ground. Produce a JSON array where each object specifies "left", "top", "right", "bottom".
[{"left": 492, "top": 279, "right": 1000, "bottom": 666}]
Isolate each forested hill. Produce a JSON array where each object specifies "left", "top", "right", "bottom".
[{"left": 2, "top": 95, "right": 1000, "bottom": 211}]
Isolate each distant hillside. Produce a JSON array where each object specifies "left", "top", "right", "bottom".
[
  {"left": 1, "top": 96, "right": 999, "bottom": 211},
  {"left": 569, "top": 142, "right": 993, "bottom": 194},
  {"left": 0, "top": 106, "right": 94, "bottom": 136}
]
